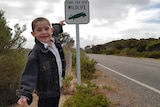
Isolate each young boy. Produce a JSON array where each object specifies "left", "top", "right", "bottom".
[{"left": 16, "top": 17, "right": 66, "bottom": 107}]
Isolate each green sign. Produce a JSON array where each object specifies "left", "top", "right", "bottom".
[{"left": 65, "top": 0, "right": 90, "bottom": 24}]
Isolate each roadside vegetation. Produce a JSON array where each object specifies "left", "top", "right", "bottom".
[
  {"left": 62, "top": 82, "right": 110, "bottom": 107},
  {"left": 0, "top": 10, "right": 27, "bottom": 106},
  {"left": 62, "top": 50, "right": 111, "bottom": 107},
  {"left": 85, "top": 38, "right": 160, "bottom": 59}
]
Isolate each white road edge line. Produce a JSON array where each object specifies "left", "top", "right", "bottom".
[{"left": 98, "top": 63, "right": 160, "bottom": 95}]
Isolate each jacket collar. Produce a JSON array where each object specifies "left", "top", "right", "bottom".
[
  {"left": 35, "top": 38, "right": 50, "bottom": 53},
  {"left": 42, "top": 37, "right": 55, "bottom": 49}
]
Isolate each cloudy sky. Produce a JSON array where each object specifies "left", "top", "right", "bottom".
[{"left": 1, "top": 0, "right": 160, "bottom": 49}]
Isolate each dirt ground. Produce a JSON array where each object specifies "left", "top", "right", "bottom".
[{"left": 90, "top": 70, "right": 140, "bottom": 107}]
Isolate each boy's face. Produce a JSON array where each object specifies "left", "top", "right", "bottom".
[{"left": 31, "top": 20, "right": 53, "bottom": 44}]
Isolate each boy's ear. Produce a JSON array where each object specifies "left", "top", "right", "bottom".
[
  {"left": 52, "top": 28, "right": 54, "bottom": 33},
  {"left": 31, "top": 32, "right": 35, "bottom": 37}
]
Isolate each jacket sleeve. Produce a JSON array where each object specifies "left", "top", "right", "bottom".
[
  {"left": 52, "top": 23, "right": 63, "bottom": 37},
  {"left": 16, "top": 53, "right": 38, "bottom": 105}
]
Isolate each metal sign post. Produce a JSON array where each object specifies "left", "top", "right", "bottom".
[
  {"left": 76, "top": 24, "right": 81, "bottom": 85},
  {"left": 65, "top": 0, "right": 89, "bottom": 85}
]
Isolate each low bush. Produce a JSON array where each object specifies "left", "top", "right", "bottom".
[
  {"left": 63, "top": 75, "right": 73, "bottom": 88},
  {"left": 71, "top": 51, "right": 97, "bottom": 80},
  {"left": 80, "top": 55, "right": 97, "bottom": 80},
  {"left": 62, "top": 82, "right": 110, "bottom": 107},
  {"left": 0, "top": 50, "right": 26, "bottom": 106},
  {"left": 144, "top": 51, "right": 160, "bottom": 59},
  {"left": 62, "top": 51, "right": 110, "bottom": 106}
]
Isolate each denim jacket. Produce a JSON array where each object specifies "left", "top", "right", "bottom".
[{"left": 16, "top": 24, "right": 66, "bottom": 105}]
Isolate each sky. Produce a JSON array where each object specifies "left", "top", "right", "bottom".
[{"left": 0, "top": 0, "right": 160, "bottom": 49}]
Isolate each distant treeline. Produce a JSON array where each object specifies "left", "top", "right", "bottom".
[{"left": 85, "top": 38, "right": 160, "bottom": 59}]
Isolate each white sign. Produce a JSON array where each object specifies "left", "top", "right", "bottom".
[{"left": 65, "top": 0, "right": 89, "bottom": 24}]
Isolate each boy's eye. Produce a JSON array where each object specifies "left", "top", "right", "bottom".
[
  {"left": 45, "top": 27, "right": 49, "bottom": 31},
  {"left": 37, "top": 29, "right": 42, "bottom": 32},
  {"left": 36, "top": 27, "right": 49, "bottom": 32}
]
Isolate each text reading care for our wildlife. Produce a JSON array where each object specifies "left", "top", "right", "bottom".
[{"left": 67, "top": 0, "right": 87, "bottom": 10}]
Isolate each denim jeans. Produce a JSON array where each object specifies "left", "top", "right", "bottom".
[{"left": 38, "top": 96, "right": 60, "bottom": 107}]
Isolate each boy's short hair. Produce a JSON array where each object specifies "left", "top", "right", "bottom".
[{"left": 31, "top": 17, "right": 50, "bottom": 32}]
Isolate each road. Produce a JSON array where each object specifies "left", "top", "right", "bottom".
[{"left": 87, "top": 54, "right": 160, "bottom": 106}]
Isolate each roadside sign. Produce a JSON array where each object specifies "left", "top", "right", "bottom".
[
  {"left": 64, "top": 0, "right": 90, "bottom": 85},
  {"left": 65, "top": 0, "right": 89, "bottom": 24}
]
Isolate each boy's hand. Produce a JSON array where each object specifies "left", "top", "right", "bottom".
[
  {"left": 17, "top": 97, "right": 27, "bottom": 106},
  {"left": 59, "top": 20, "right": 65, "bottom": 26}
]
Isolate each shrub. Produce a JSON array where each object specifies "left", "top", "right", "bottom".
[
  {"left": 144, "top": 51, "right": 160, "bottom": 59},
  {"left": 101, "top": 48, "right": 115, "bottom": 55},
  {"left": 0, "top": 50, "right": 26, "bottom": 106},
  {"left": 63, "top": 76, "right": 73, "bottom": 88},
  {"left": 71, "top": 52, "right": 76, "bottom": 68},
  {"left": 71, "top": 51, "right": 97, "bottom": 80},
  {"left": 62, "top": 83, "right": 110, "bottom": 107},
  {"left": 80, "top": 55, "right": 97, "bottom": 80}
]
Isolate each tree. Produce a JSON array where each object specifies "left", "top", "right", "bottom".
[
  {"left": 0, "top": 10, "right": 26, "bottom": 55},
  {"left": 0, "top": 10, "right": 12, "bottom": 54},
  {"left": 0, "top": 10, "right": 27, "bottom": 106},
  {"left": 146, "top": 40, "right": 160, "bottom": 51},
  {"left": 58, "top": 32, "right": 75, "bottom": 48},
  {"left": 136, "top": 39, "right": 148, "bottom": 52}
]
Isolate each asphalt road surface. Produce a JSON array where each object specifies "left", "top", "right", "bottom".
[{"left": 87, "top": 54, "right": 160, "bottom": 106}]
